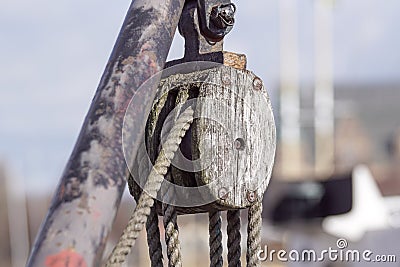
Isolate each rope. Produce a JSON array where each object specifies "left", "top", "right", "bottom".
[
  {"left": 227, "top": 210, "right": 242, "bottom": 267},
  {"left": 105, "top": 107, "right": 194, "bottom": 267},
  {"left": 160, "top": 90, "right": 189, "bottom": 267},
  {"left": 146, "top": 206, "right": 163, "bottom": 267},
  {"left": 136, "top": 142, "right": 164, "bottom": 267},
  {"left": 162, "top": 172, "right": 182, "bottom": 267},
  {"left": 209, "top": 211, "right": 223, "bottom": 267},
  {"left": 246, "top": 200, "right": 262, "bottom": 267}
]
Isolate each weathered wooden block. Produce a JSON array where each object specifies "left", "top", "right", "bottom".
[
  {"left": 192, "top": 65, "right": 275, "bottom": 209},
  {"left": 129, "top": 63, "right": 276, "bottom": 214}
]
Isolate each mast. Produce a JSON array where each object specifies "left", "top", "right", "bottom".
[
  {"left": 314, "top": 0, "right": 335, "bottom": 177},
  {"left": 279, "top": 0, "right": 302, "bottom": 179}
]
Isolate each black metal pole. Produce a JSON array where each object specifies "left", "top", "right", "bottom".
[{"left": 26, "top": 0, "right": 185, "bottom": 266}]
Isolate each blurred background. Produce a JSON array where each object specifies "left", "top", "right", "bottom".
[{"left": 1, "top": 0, "right": 400, "bottom": 266}]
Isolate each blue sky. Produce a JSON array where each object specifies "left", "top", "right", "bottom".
[{"left": 0, "top": 0, "right": 399, "bottom": 193}]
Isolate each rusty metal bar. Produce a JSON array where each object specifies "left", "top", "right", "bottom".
[{"left": 26, "top": 0, "right": 185, "bottom": 266}]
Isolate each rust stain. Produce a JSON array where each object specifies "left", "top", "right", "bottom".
[
  {"left": 122, "top": 56, "right": 135, "bottom": 65},
  {"left": 45, "top": 249, "right": 87, "bottom": 267},
  {"left": 116, "top": 43, "right": 160, "bottom": 116}
]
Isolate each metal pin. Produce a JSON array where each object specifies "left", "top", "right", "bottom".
[
  {"left": 222, "top": 74, "right": 231, "bottom": 86},
  {"left": 218, "top": 187, "right": 229, "bottom": 200},
  {"left": 252, "top": 77, "right": 263, "bottom": 91},
  {"left": 247, "top": 191, "right": 256, "bottom": 203},
  {"left": 234, "top": 138, "right": 245, "bottom": 150}
]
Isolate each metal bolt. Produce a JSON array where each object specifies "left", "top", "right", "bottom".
[
  {"left": 222, "top": 75, "right": 231, "bottom": 86},
  {"left": 247, "top": 191, "right": 256, "bottom": 203},
  {"left": 218, "top": 187, "right": 229, "bottom": 200},
  {"left": 234, "top": 138, "right": 245, "bottom": 150},
  {"left": 253, "top": 77, "right": 263, "bottom": 91},
  {"left": 211, "top": 3, "right": 236, "bottom": 29}
]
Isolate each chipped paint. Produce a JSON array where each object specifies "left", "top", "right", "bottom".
[{"left": 45, "top": 249, "right": 87, "bottom": 267}]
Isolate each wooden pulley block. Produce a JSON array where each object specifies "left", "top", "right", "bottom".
[{"left": 128, "top": 55, "right": 276, "bottom": 214}]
